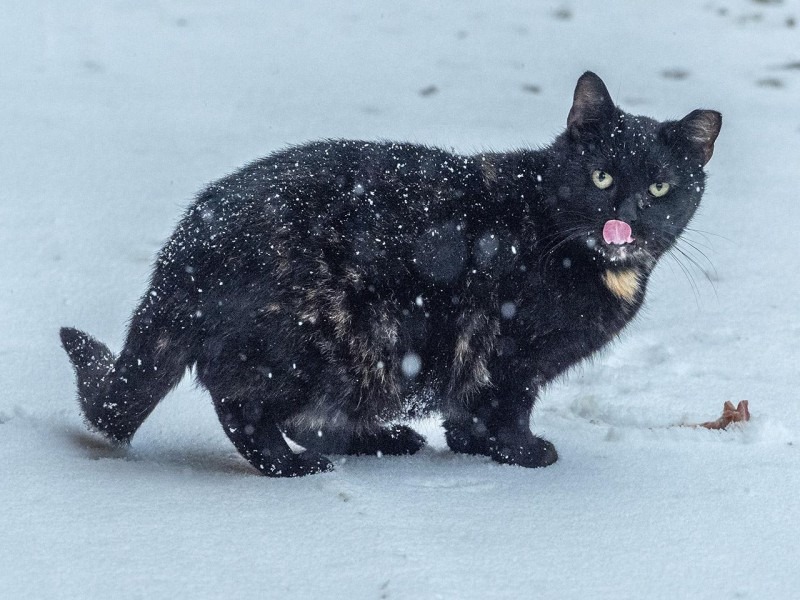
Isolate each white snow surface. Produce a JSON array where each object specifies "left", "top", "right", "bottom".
[{"left": 2, "top": 1, "right": 799, "bottom": 598}]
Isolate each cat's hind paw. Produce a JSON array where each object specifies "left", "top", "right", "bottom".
[
  {"left": 488, "top": 435, "right": 558, "bottom": 469},
  {"left": 350, "top": 425, "right": 426, "bottom": 456},
  {"left": 261, "top": 451, "right": 335, "bottom": 477}
]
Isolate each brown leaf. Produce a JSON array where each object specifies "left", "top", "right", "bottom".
[{"left": 695, "top": 400, "right": 750, "bottom": 430}]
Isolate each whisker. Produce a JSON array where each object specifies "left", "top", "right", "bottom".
[
  {"left": 684, "top": 226, "right": 732, "bottom": 244},
  {"left": 676, "top": 238, "right": 719, "bottom": 281},
  {"left": 651, "top": 231, "right": 710, "bottom": 305},
  {"left": 679, "top": 233, "right": 714, "bottom": 252},
  {"left": 672, "top": 244, "right": 719, "bottom": 297},
  {"left": 667, "top": 251, "right": 701, "bottom": 308},
  {"left": 537, "top": 229, "right": 593, "bottom": 278}
]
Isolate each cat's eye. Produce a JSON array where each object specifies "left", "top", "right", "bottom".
[
  {"left": 648, "top": 183, "right": 670, "bottom": 198},
  {"left": 591, "top": 170, "right": 613, "bottom": 190}
]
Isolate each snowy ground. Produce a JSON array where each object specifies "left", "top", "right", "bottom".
[{"left": 2, "top": 1, "right": 799, "bottom": 598}]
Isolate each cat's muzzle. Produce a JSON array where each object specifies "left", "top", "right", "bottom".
[{"left": 590, "top": 236, "right": 655, "bottom": 269}]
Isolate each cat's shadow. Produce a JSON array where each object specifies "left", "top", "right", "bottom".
[
  {"left": 63, "top": 427, "right": 255, "bottom": 477},
  {"left": 61, "top": 426, "right": 562, "bottom": 482}
]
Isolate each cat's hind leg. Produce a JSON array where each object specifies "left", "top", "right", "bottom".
[
  {"left": 286, "top": 423, "right": 426, "bottom": 457},
  {"left": 213, "top": 396, "right": 333, "bottom": 477},
  {"left": 350, "top": 425, "right": 426, "bottom": 456}
]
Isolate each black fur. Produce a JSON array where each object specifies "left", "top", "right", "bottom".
[{"left": 60, "top": 72, "right": 721, "bottom": 477}]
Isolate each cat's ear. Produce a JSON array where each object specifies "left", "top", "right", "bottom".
[
  {"left": 567, "top": 71, "right": 616, "bottom": 134},
  {"left": 675, "top": 109, "right": 722, "bottom": 165}
]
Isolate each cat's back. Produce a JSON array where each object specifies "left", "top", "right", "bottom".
[
  {"left": 198, "top": 139, "right": 477, "bottom": 211},
  {"left": 157, "top": 140, "right": 488, "bottom": 295},
  {"left": 265, "top": 140, "right": 482, "bottom": 224},
  {"left": 187, "top": 140, "right": 483, "bottom": 261}
]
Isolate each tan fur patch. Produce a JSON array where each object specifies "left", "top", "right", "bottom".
[
  {"left": 602, "top": 269, "right": 641, "bottom": 303},
  {"left": 454, "top": 333, "right": 471, "bottom": 366},
  {"left": 265, "top": 302, "right": 283, "bottom": 314},
  {"left": 479, "top": 156, "right": 497, "bottom": 185},
  {"left": 449, "top": 313, "right": 499, "bottom": 402},
  {"left": 153, "top": 332, "right": 172, "bottom": 360}
]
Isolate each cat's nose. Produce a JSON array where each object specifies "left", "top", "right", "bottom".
[{"left": 616, "top": 197, "right": 638, "bottom": 223}]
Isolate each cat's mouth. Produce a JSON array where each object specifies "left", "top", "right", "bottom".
[
  {"left": 586, "top": 235, "right": 655, "bottom": 268},
  {"left": 587, "top": 219, "right": 656, "bottom": 268},
  {"left": 596, "top": 241, "right": 647, "bottom": 264}
]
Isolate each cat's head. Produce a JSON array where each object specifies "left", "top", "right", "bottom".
[{"left": 543, "top": 71, "right": 721, "bottom": 272}]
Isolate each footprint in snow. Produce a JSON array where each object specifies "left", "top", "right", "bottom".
[{"left": 405, "top": 478, "right": 496, "bottom": 491}]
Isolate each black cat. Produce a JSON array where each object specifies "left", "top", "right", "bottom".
[{"left": 60, "top": 72, "right": 721, "bottom": 477}]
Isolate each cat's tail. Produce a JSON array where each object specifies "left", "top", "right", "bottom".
[{"left": 60, "top": 292, "right": 190, "bottom": 443}]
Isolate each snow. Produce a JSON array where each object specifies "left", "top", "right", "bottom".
[
  {"left": 2, "top": 0, "right": 799, "bottom": 598},
  {"left": 401, "top": 353, "right": 423, "bottom": 379}
]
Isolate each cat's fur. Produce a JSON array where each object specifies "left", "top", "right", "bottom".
[{"left": 60, "top": 72, "right": 721, "bottom": 477}]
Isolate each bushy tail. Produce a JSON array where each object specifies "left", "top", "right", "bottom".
[
  {"left": 60, "top": 298, "right": 190, "bottom": 443},
  {"left": 60, "top": 327, "right": 117, "bottom": 432}
]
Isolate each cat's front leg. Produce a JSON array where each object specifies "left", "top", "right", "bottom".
[
  {"left": 443, "top": 383, "right": 557, "bottom": 468},
  {"left": 486, "top": 426, "right": 558, "bottom": 468},
  {"left": 449, "top": 325, "right": 615, "bottom": 468}
]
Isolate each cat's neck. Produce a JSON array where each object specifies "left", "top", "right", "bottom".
[{"left": 476, "top": 149, "right": 551, "bottom": 199}]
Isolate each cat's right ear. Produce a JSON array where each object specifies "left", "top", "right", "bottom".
[
  {"left": 675, "top": 109, "right": 722, "bottom": 165},
  {"left": 567, "top": 72, "right": 616, "bottom": 136}
]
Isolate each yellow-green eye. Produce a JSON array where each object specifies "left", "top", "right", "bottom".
[
  {"left": 592, "top": 170, "right": 613, "bottom": 189},
  {"left": 648, "top": 182, "right": 670, "bottom": 198}
]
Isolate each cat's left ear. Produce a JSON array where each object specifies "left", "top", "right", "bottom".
[
  {"left": 675, "top": 110, "right": 722, "bottom": 165},
  {"left": 567, "top": 71, "right": 616, "bottom": 135}
]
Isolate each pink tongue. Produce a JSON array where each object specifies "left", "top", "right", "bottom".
[{"left": 603, "top": 220, "right": 634, "bottom": 245}]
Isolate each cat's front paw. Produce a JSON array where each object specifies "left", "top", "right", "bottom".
[
  {"left": 261, "top": 451, "right": 335, "bottom": 477},
  {"left": 488, "top": 434, "right": 558, "bottom": 469}
]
